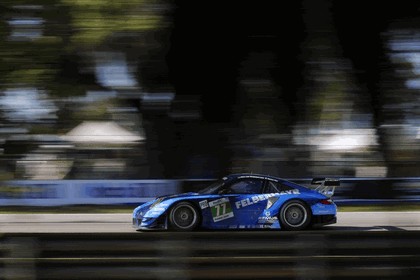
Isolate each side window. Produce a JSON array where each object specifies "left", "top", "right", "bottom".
[
  {"left": 226, "top": 179, "right": 264, "bottom": 194},
  {"left": 264, "top": 181, "right": 295, "bottom": 193},
  {"left": 264, "top": 181, "right": 279, "bottom": 193}
]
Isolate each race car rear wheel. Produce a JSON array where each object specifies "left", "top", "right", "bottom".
[
  {"left": 169, "top": 202, "right": 200, "bottom": 231},
  {"left": 279, "top": 200, "right": 311, "bottom": 230}
]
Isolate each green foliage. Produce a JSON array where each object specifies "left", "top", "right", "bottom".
[{"left": 60, "top": 0, "right": 163, "bottom": 47}]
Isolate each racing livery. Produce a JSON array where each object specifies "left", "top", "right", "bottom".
[{"left": 132, "top": 173, "right": 338, "bottom": 231}]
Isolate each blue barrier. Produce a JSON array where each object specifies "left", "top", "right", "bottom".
[
  {"left": 0, "top": 180, "right": 181, "bottom": 206},
  {"left": 0, "top": 177, "right": 419, "bottom": 206}
]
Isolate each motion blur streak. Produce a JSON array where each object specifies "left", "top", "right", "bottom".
[
  {"left": 1, "top": 2, "right": 419, "bottom": 280},
  {"left": 1, "top": 232, "right": 419, "bottom": 279},
  {"left": 0, "top": 1, "right": 419, "bottom": 180}
]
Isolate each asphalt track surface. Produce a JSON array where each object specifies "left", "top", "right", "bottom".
[{"left": 1, "top": 211, "right": 420, "bottom": 233}]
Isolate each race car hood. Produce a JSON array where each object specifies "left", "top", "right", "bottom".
[
  {"left": 133, "top": 192, "right": 200, "bottom": 220},
  {"left": 156, "top": 192, "right": 199, "bottom": 201}
]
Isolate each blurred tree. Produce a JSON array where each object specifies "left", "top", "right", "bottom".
[
  {"left": 0, "top": 0, "right": 170, "bottom": 179},
  {"left": 1, "top": 0, "right": 419, "bottom": 179}
]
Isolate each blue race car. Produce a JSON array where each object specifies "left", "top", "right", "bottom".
[{"left": 132, "top": 173, "right": 338, "bottom": 231}]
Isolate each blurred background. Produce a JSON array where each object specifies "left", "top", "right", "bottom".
[{"left": 0, "top": 0, "right": 419, "bottom": 181}]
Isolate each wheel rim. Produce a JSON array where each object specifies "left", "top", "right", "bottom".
[
  {"left": 283, "top": 203, "right": 307, "bottom": 228},
  {"left": 171, "top": 204, "right": 197, "bottom": 229}
]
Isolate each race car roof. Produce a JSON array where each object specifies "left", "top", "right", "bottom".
[{"left": 227, "top": 173, "right": 281, "bottom": 182}]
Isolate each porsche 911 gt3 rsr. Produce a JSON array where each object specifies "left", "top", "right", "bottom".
[{"left": 132, "top": 173, "right": 338, "bottom": 231}]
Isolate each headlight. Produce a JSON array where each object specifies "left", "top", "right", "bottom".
[{"left": 150, "top": 197, "right": 164, "bottom": 209}]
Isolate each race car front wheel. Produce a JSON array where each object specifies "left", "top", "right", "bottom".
[
  {"left": 279, "top": 200, "right": 311, "bottom": 230},
  {"left": 169, "top": 202, "right": 200, "bottom": 231}
]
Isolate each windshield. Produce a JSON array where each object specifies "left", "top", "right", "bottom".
[{"left": 198, "top": 179, "right": 225, "bottom": 194}]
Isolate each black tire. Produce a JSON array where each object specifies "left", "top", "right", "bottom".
[
  {"left": 169, "top": 202, "right": 200, "bottom": 231},
  {"left": 279, "top": 200, "right": 312, "bottom": 231}
]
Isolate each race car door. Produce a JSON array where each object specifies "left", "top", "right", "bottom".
[{"left": 213, "top": 177, "right": 268, "bottom": 228}]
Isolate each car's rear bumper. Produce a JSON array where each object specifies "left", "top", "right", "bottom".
[{"left": 312, "top": 214, "right": 337, "bottom": 227}]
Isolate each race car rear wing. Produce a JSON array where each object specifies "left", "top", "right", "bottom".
[{"left": 311, "top": 178, "right": 340, "bottom": 198}]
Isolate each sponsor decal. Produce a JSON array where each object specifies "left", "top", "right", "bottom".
[
  {"left": 280, "top": 189, "right": 300, "bottom": 195},
  {"left": 258, "top": 216, "right": 278, "bottom": 224},
  {"left": 0, "top": 184, "right": 60, "bottom": 199},
  {"left": 209, "top": 197, "right": 234, "bottom": 222},
  {"left": 235, "top": 193, "right": 276, "bottom": 209},
  {"left": 85, "top": 182, "right": 179, "bottom": 198},
  {"left": 235, "top": 190, "right": 300, "bottom": 209},
  {"left": 199, "top": 200, "right": 209, "bottom": 209}
]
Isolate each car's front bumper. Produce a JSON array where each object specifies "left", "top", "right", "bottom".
[
  {"left": 132, "top": 217, "right": 142, "bottom": 228},
  {"left": 132, "top": 216, "right": 167, "bottom": 230}
]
